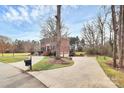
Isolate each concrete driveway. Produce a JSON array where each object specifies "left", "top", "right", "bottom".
[
  {"left": 0, "top": 62, "right": 46, "bottom": 88},
  {"left": 29, "top": 57, "right": 117, "bottom": 88}
]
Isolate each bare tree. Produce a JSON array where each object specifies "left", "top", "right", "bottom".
[
  {"left": 11, "top": 42, "right": 16, "bottom": 56},
  {"left": 107, "top": 21, "right": 113, "bottom": 50},
  {"left": 0, "top": 35, "right": 11, "bottom": 56},
  {"left": 119, "top": 5, "right": 124, "bottom": 67},
  {"left": 41, "top": 17, "right": 69, "bottom": 42},
  {"left": 41, "top": 17, "right": 56, "bottom": 39},
  {"left": 81, "top": 22, "right": 100, "bottom": 48},
  {"left": 111, "top": 5, "right": 118, "bottom": 67},
  {"left": 93, "top": 6, "right": 111, "bottom": 55},
  {"left": 96, "top": 13, "right": 108, "bottom": 55},
  {"left": 55, "top": 5, "right": 61, "bottom": 59}
]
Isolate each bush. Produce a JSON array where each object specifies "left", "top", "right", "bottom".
[
  {"left": 85, "top": 42, "right": 113, "bottom": 56},
  {"left": 31, "top": 51, "right": 34, "bottom": 55},
  {"left": 102, "top": 44, "right": 112, "bottom": 57},
  {"left": 80, "top": 54, "right": 84, "bottom": 56},
  {"left": 86, "top": 48, "right": 99, "bottom": 55},
  {"left": 42, "top": 51, "right": 56, "bottom": 56},
  {"left": 42, "top": 51, "right": 50, "bottom": 56},
  {"left": 48, "top": 51, "right": 56, "bottom": 56}
]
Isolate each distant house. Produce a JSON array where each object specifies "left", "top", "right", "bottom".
[{"left": 40, "top": 37, "right": 70, "bottom": 57}]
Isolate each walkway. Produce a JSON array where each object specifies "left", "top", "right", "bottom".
[
  {"left": 28, "top": 57, "right": 117, "bottom": 88},
  {"left": 10, "top": 56, "right": 43, "bottom": 70},
  {"left": 0, "top": 62, "right": 46, "bottom": 88}
]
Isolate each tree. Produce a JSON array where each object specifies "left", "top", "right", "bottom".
[
  {"left": 0, "top": 35, "right": 11, "bottom": 56},
  {"left": 119, "top": 5, "right": 124, "bottom": 67},
  {"left": 55, "top": 5, "right": 61, "bottom": 59},
  {"left": 96, "top": 13, "right": 108, "bottom": 55},
  {"left": 80, "top": 38, "right": 85, "bottom": 50},
  {"left": 69, "top": 36, "right": 80, "bottom": 51},
  {"left": 41, "top": 17, "right": 69, "bottom": 39},
  {"left": 12, "top": 39, "right": 40, "bottom": 53},
  {"left": 81, "top": 22, "right": 100, "bottom": 48},
  {"left": 69, "top": 37, "right": 78, "bottom": 46},
  {"left": 75, "top": 36, "right": 79, "bottom": 49},
  {"left": 93, "top": 6, "right": 110, "bottom": 55},
  {"left": 41, "top": 17, "right": 56, "bottom": 39},
  {"left": 11, "top": 42, "right": 16, "bottom": 56},
  {"left": 111, "top": 5, "right": 118, "bottom": 67},
  {"left": 107, "top": 21, "right": 113, "bottom": 51}
]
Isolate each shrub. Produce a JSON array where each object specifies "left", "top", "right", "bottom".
[
  {"left": 42, "top": 51, "right": 50, "bottom": 56},
  {"left": 85, "top": 42, "right": 113, "bottom": 56},
  {"left": 86, "top": 47, "right": 99, "bottom": 55}
]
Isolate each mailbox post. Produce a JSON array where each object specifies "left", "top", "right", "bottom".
[{"left": 29, "top": 55, "right": 32, "bottom": 70}]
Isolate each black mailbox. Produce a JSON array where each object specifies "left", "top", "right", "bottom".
[
  {"left": 24, "top": 55, "right": 32, "bottom": 70},
  {"left": 24, "top": 59, "right": 31, "bottom": 66}
]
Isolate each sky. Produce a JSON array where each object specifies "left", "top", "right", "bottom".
[{"left": 0, "top": 5, "right": 101, "bottom": 41}]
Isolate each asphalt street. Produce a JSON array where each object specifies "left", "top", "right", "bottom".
[{"left": 0, "top": 62, "right": 46, "bottom": 88}]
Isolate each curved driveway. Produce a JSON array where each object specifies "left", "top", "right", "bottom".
[
  {"left": 0, "top": 62, "right": 46, "bottom": 88},
  {"left": 29, "top": 57, "right": 117, "bottom": 88}
]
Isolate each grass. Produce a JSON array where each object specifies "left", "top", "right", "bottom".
[
  {"left": 32, "top": 56, "right": 74, "bottom": 71},
  {"left": 0, "top": 53, "right": 30, "bottom": 56},
  {"left": 75, "top": 52, "right": 85, "bottom": 56},
  {"left": 96, "top": 56, "right": 124, "bottom": 88},
  {"left": 0, "top": 53, "right": 29, "bottom": 63}
]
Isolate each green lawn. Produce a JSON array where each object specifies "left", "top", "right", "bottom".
[
  {"left": 0, "top": 53, "right": 29, "bottom": 63},
  {"left": 96, "top": 56, "right": 124, "bottom": 88},
  {"left": 75, "top": 52, "right": 85, "bottom": 56},
  {"left": 32, "top": 57, "right": 74, "bottom": 71},
  {"left": 0, "top": 53, "right": 30, "bottom": 56}
]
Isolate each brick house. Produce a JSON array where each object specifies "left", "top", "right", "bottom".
[{"left": 40, "top": 37, "right": 70, "bottom": 57}]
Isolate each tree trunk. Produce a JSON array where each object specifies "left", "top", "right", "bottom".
[
  {"left": 63, "top": 51, "right": 64, "bottom": 57},
  {"left": 111, "top": 5, "right": 117, "bottom": 68},
  {"left": 56, "top": 5, "right": 61, "bottom": 59},
  {"left": 119, "top": 5, "right": 122, "bottom": 67},
  {"left": 109, "top": 22, "right": 113, "bottom": 51},
  {"left": 13, "top": 51, "right": 14, "bottom": 57},
  {"left": 2, "top": 45, "right": 4, "bottom": 56},
  {"left": 119, "top": 5, "right": 124, "bottom": 67},
  {"left": 13, "top": 45, "right": 15, "bottom": 57}
]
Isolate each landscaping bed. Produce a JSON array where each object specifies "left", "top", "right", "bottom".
[
  {"left": 32, "top": 56, "right": 74, "bottom": 71},
  {"left": 96, "top": 56, "right": 124, "bottom": 88}
]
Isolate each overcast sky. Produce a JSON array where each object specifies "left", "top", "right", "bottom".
[{"left": 0, "top": 5, "right": 101, "bottom": 41}]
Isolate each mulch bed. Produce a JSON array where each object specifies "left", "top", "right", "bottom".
[{"left": 48, "top": 57, "right": 69, "bottom": 64}]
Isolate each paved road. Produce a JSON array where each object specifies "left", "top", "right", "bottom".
[
  {"left": 0, "top": 62, "right": 46, "bottom": 88},
  {"left": 29, "top": 57, "right": 117, "bottom": 88}
]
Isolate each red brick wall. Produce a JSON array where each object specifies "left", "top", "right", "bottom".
[
  {"left": 60, "top": 38, "right": 69, "bottom": 54},
  {"left": 41, "top": 38, "right": 70, "bottom": 56}
]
